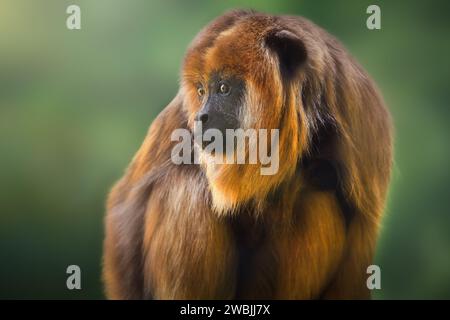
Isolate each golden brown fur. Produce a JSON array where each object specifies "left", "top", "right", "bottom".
[{"left": 103, "top": 10, "right": 392, "bottom": 299}]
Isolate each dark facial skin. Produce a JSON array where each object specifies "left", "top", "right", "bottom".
[{"left": 194, "top": 72, "right": 245, "bottom": 149}]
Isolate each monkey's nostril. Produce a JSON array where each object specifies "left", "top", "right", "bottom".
[{"left": 199, "top": 113, "right": 209, "bottom": 123}]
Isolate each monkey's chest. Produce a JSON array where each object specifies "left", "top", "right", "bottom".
[
  {"left": 229, "top": 213, "right": 266, "bottom": 249},
  {"left": 227, "top": 213, "right": 277, "bottom": 299}
]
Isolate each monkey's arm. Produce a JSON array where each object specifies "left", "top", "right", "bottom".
[
  {"left": 141, "top": 166, "right": 237, "bottom": 299},
  {"left": 319, "top": 214, "right": 377, "bottom": 299},
  {"left": 103, "top": 94, "right": 237, "bottom": 299},
  {"left": 273, "top": 189, "right": 377, "bottom": 299},
  {"left": 103, "top": 94, "right": 186, "bottom": 299},
  {"left": 273, "top": 190, "right": 347, "bottom": 299}
]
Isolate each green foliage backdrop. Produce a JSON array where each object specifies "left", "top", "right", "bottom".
[{"left": 0, "top": 0, "right": 449, "bottom": 299}]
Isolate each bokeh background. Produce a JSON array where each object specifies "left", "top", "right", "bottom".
[{"left": 0, "top": 0, "right": 449, "bottom": 299}]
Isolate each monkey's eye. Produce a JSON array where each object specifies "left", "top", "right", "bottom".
[
  {"left": 219, "top": 83, "right": 231, "bottom": 95},
  {"left": 197, "top": 86, "right": 205, "bottom": 97}
]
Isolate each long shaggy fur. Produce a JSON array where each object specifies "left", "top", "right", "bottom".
[{"left": 103, "top": 10, "right": 393, "bottom": 299}]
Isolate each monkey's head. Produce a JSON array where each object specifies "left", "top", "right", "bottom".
[{"left": 181, "top": 11, "right": 326, "bottom": 214}]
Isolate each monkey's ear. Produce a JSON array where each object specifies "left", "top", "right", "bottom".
[{"left": 265, "top": 30, "right": 307, "bottom": 79}]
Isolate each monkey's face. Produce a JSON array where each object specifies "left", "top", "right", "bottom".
[
  {"left": 182, "top": 19, "right": 281, "bottom": 134},
  {"left": 180, "top": 15, "right": 310, "bottom": 213},
  {"left": 192, "top": 73, "right": 245, "bottom": 148}
]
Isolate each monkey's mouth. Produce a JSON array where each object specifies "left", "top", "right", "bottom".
[
  {"left": 193, "top": 128, "right": 228, "bottom": 154},
  {"left": 197, "top": 137, "right": 223, "bottom": 155}
]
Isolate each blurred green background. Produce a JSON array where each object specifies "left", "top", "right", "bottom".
[{"left": 0, "top": 0, "right": 449, "bottom": 299}]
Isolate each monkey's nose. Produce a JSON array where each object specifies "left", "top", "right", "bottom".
[
  {"left": 199, "top": 113, "right": 209, "bottom": 123},
  {"left": 196, "top": 112, "right": 209, "bottom": 124}
]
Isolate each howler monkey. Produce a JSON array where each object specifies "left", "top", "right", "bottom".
[{"left": 103, "top": 10, "right": 393, "bottom": 299}]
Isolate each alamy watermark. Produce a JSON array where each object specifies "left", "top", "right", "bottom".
[
  {"left": 366, "top": 5, "right": 381, "bottom": 30},
  {"left": 66, "top": 5, "right": 81, "bottom": 30},
  {"left": 171, "top": 121, "right": 280, "bottom": 175},
  {"left": 66, "top": 265, "right": 81, "bottom": 290},
  {"left": 367, "top": 264, "right": 381, "bottom": 290}
]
